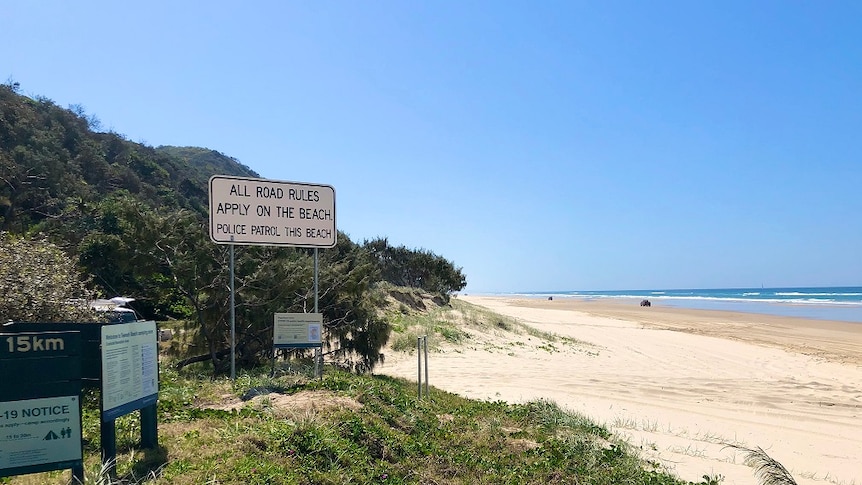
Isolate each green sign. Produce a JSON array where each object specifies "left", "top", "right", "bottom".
[
  {"left": 0, "top": 396, "right": 82, "bottom": 472},
  {"left": 0, "top": 331, "right": 82, "bottom": 479}
]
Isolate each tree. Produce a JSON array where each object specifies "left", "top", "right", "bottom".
[
  {"left": 0, "top": 232, "right": 98, "bottom": 322},
  {"left": 363, "top": 237, "right": 467, "bottom": 297},
  {"left": 317, "top": 235, "right": 391, "bottom": 373},
  {"left": 70, "top": 194, "right": 392, "bottom": 375}
]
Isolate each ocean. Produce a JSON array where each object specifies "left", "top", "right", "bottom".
[{"left": 516, "top": 287, "right": 862, "bottom": 323}]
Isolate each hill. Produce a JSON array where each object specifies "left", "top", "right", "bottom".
[
  {"left": 0, "top": 82, "right": 466, "bottom": 376},
  {"left": 155, "top": 145, "right": 259, "bottom": 186},
  {"left": 0, "top": 83, "right": 256, "bottom": 231}
]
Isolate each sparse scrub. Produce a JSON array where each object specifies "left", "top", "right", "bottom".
[
  {"left": 383, "top": 290, "right": 473, "bottom": 352},
  {"left": 385, "top": 293, "right": 595, "bottom": 358},
  {"left": 436, "top": 324, "right": 469, "bottom": 344},
  {"left": 389, "top": 329, "right": 431, "bottom": 352},
  {"left": 5, "top": 365, "right": 722, "bottom": 485},
  {"left": 701, "top": 474, "right": 725, "bottom": 485},
  {"left": 456, "top": 300, "right": 522, "bottom": 332}
]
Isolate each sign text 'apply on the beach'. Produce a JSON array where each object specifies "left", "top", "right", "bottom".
[{"left": 209, "top": 175, "right": 336, "bottom": 248}]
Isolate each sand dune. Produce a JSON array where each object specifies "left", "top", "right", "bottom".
[{"left": 377, "top": 296, "right": 862, "bottom": 485}]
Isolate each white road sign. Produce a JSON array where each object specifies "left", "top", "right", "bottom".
[{"left": 209, "top": 175, "right": 336, "bottom": 248}]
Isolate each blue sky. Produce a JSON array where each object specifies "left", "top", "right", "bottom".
[{"left": 3, "top": 1, "right": 860, "bottom": 293}]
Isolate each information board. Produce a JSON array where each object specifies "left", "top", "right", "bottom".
[
  {"left": 0, "top": 395, "right": 81, "bottom": 471},
  {"left": 100, "top": 322, "right": 159, "bottom": 422},
  {"left": 274, "top": 313, "right": 323, "bottom": 349},
  {"left": 209, "top": 175, "right": 336, "bottom": 248}
]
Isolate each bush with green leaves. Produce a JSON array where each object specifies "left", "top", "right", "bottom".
[{"left": 0, "top": 232, "right": 98, "bottom": 322}]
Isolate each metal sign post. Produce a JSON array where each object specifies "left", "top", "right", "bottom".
[
  {"left": 314, "top": 248, "right": 321, "bottom": 378},
  {"left": 417, "top": 336, "right": 429, "bottom": 399},
  {"left": 230, "top": 241, "right": 236, "bottom": 380},
  {"left": 209, "top": 175, "right": 336, "bottom": 380}
]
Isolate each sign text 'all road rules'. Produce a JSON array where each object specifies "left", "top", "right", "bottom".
[{"left": 209, "top": 175, "right": 336, "bottom": 248}]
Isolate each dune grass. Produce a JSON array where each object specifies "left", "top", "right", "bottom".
[
  {"left": 386, "top": 296, "right": 592, "bottom": 357},
  {"left": 2, "top": 362, "right": 720, "bottom": 485}
]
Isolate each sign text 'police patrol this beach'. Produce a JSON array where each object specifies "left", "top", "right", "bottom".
[{"left": 209, "top": 176, "right": 336, "bottom": 248}]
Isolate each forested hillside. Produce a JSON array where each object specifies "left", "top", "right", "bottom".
[{"left": 0, "top": 81, "right": 466, "bottom": 374}]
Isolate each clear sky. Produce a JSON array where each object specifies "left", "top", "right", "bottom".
[{"left": 3, "top": 1, "right": 861, "bottom": 293}]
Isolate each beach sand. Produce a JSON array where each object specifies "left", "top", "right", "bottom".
[{"left": 377, "top": 296, "right": 862, "bottom": 485}]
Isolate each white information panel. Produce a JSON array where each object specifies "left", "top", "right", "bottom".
[
  {"left": 274, "top": 313, "right": 323, "bottom": 348},
  {"left": 0, "top": 396, "right": 81, "bottom": 469},
  {"left": 100, "top": 322, "right": 159, "bottom": 420}
]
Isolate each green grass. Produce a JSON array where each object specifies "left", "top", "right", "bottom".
[
  {"left": 1, "top": 365, "right": 718, "bottom": 485},
  {"left": 2, "top": 292, "right": 718, "bottom": 484}
]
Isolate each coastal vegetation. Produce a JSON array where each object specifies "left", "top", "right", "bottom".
[
  {"left": 0, "top": 369, "right": 719, "bottom": 485},
  {"left": 0, "top": 290, "right": 793, "bottom": 484},
  {"left": 0, "top": 83, "right": 799, "bottom": 484},
  {"left": 0, "top": 81, "right": 465, "bottom": 373},
  {"left": 0, "top": 232, "right": 98, "bottom": 322}
]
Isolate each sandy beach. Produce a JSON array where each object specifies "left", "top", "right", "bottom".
[{"left": 377, "top": 296, "right": 862, "bottom": 485}]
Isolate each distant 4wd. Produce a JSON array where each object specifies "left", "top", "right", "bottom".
[{"left": 90, "top": 297, "right": 141, "bottom": 323}]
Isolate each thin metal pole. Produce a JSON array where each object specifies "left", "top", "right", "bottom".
[
  {"left": 314, "top": 248, "right": 319, "bottom": 313},
  {"left": 417, "top": 337, "right": 422, "bottom": 398},
  {"left": 230, "top": 242, "right": 236, "bottom": 381},
  {"left": 314, "top": 248, "right": 320, "bottom": 378},
  {"left": 424, "top": 336, "right": 429, "bottom": 397}
]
